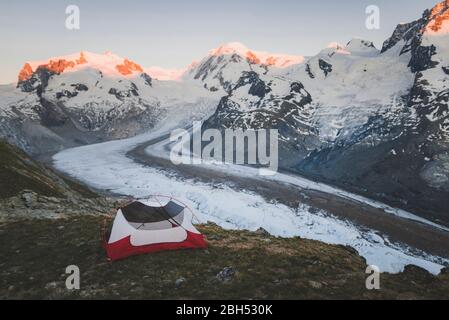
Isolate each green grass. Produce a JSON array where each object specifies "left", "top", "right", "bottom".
[
  {"left": 0, "top": 141, "right": 64, "bottom": 198},
  {"left": 1, "top": 215, "right": 448, "bottom": 300},
  {"left": 0, "top": 140, "right": 97, "bottom": 199}
]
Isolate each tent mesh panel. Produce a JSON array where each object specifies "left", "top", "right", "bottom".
[{"left": 121, "top": 201, "right": 185, "bottom": 224}]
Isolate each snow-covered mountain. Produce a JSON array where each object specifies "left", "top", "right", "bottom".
[
  {"left": 183, "top": 42, "right": 305, "bottom": 93},
  {"left": 297, "top": 1, "right": 449, "bottom": 224},
  {"left": 0, "top": 51, "right": 219, "bottom": 155},
  {"left": 204, "top": 38, "right": 414, "bottom": 163},
  {"left": 0, "top": 43, "right": 305, "bottom": 155},
  {"left": 202, "top": 1, "right": 449, "bottom": 225}
]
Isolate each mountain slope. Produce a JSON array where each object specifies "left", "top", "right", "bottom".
[
  {"left": 0, "top": 139, "right": 115, "bottom": 221},
  {"left": 198, "top": 2, "right": 449, "bottom": 226},
  {"left": 0, "top": 139, "right": 93, "bottom": 199},
  {"left": 295, "top": 1, "right": 449, "bottom": 224}
]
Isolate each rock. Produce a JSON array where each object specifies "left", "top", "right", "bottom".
[
  {"left": 140, "top": 73, "right": 152, "bottom": 86},
  {"left": 339, "top": 245, "right": 359, "bottom": 256},
  {"left": 442, "top": 66, "right": 449, "bottom": 75},
  {"left": 216, "top": 267, "right": 236, "bottom": 282},
  {"left": 47, "top": 197, "right": 62, "bottom": 204},
  {"left": 207, "top": 234, "right": 220, "bottom": 240},
  {"left": 308, "top": 280, "right": 323, "bottom": 289},
  {"left": 255, "top": 227, "right": 270, "bottom": 237},
  {"left": 71, "top": 83, "right": 89, "bottom": 91},
  {"left": 22, "top": 191, "right": 36, "bottom": 208},
  {"left": 318, "top": 59, "right": 333, "bottom": 76},
  {"left": 273, "top": 279, "right": 291, "bottom": 286},
  {"left": 175, "top": 277, "right": 186, "bottom": 288},
  {"left": 439, "top": 267, "right": 449, "bottom": 275},
  {"left": 403, "top": 265, "right": 432, "bottom": 277},
  {"left": 45, "top": 281, "right": 57, "bottom": 290},
  {"left": 56, "top": 90, "right": 78, "bottom": 99}
]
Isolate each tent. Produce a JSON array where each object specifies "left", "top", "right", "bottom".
[{"left": 104, "top": 197, "right": 207, "bottom": 261}]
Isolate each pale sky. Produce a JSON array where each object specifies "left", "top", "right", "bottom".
[{"left": 0, "top": 0, "right": 439, "bottom": 84}]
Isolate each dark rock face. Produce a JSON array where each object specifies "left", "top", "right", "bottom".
[
  {"left": 409, "top": 44, "right": 437, "bottom": 73},
  {"left": 381, "top": 8, "right": 437, "bottom": 73},
  {"left": 108, "top": 85, "right": 140, "bottom": 100},
  {"left": 193, "top": 56, "right": 217, "bottom": 81},
  {"left": 381, "top": 19, "right": 424, "bottom": 53},
  {"left": 56, "top": 90, "right": 78, "bottom": 100},
  {"left": 36, "top": 99, "right": 69, "bottom": 127},
  {"left": 234, "top": 71, "right": 271, "bottom": 99},
  {"left": 318, "top": 59, "right": 333, "bottom": 77},
  {"left": 305, "top": 63, "right": 315, "bottom": 79},
  {"left": 55, "top": 83, "right": 89, "bottom": 99},
  {"left": 71, "top": 83, "right": 88, "bottom": 91},
  {"left": 108, "top": 88, "right": 118, "bottom": 96},
  {"left": 409, "top": 73, "right": 449, "bottom": 122},
  {"left": 206, "top": 76, "right": 313, "bottom": 133},
  {"left": 358, "top": 40, "right": 376, "bottom": 49},
  {"left": 140, "top": 73, "right": 152, "bottom": 87},
  {"left": 17, "top": 67, "right": 55, "bottom": 96},
  {"left": 17, "top": 76, "right": 39, "bottom": 93}
]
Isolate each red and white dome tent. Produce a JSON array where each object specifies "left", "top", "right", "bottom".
[{"left": 103, "top": 195, "right": 207, "bottom": 261}]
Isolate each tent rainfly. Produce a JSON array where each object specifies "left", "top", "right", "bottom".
[{"left": 104, "top": 198, "right": 207, "bottom": 261}]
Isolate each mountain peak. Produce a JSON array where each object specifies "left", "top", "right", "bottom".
[
  {"left": 17, "top": 51, "right": 145, "bottom": 83},
  {"left": 327, "top": 42, "right": 346, "bottom": 50},
  {"left": 425, "top": 0, "right": 449, "bottom": 35},
  {"left": 208, "top": 42, "right": 304, "bottom": 68},
  {"left": 381, "top": 1, "right": 449, "bottom": 53},
  {"left": 324, "top": 42, "right": 351, "bottom": 56},
  {"left": 210, "top": 42, "right": 250, "bottom": 56},
  {"left": 325, "top": 39, "right": 377, "bottom": 56},
  {"left": 345, "top": 38, "right": 379, "bottom": 56},
  {"left": 346, "top": 38, "right": 376, "bottom": 49}
]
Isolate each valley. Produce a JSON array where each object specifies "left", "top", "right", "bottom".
[{"left": 51, "top": 128, "right": 449, "bottom": 274}]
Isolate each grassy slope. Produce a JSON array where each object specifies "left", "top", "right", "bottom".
[
  {"left": 1, "top": 215, "right": 448, "bottom": 300},
  {"left": 0, "top": 140, "right": 96, "bottom": 199}
]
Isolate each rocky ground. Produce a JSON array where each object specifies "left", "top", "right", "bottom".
[
  {"left": 0, "top": 189, "right": 115, "bottom": 222},
  {"left": 0, "top": 139, "right": 117, "bottom": 222}
]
